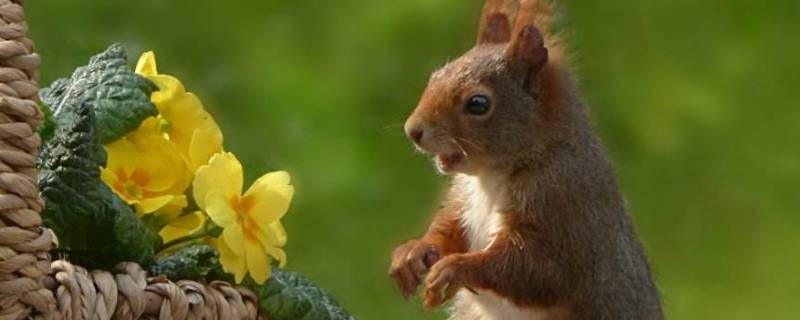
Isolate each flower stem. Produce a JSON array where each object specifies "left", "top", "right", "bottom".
[{"left": 161, "top": 231, "right": 210, "bottom": 252}]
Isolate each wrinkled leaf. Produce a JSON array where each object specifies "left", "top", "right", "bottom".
[
  {"left": 38, "top": 103, "right": 106, "bottom": 255},
  {"left": 40, "top": 43, "right": 157, "bottom": 143},
  {"left": 111, "top": 192, "right": 161, "bottom": 265},
  {"left": 257, "top": 268, "right": 354, "bottom": 320},
  {"left": 38, "top": 50, "right": 160, "bottom": 268},
  {"left": 149, "top": 245, "right": 220, "bottom": 280}
]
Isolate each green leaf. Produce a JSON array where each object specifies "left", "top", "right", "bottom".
[
  {"left": 40, "top": 43, "right": 157, "bottom": 144},
  {"left": 37, "top": 50, "right": 160, "bottom": 268},
  {"left": 111, "top": 192, "right": 161, "bottom": 265},
  {"left": 257, "top": 268, "right": 354, "bottom": 320},
  {"left": 37, "top": 101, "right": 108, "bottom": 250},
  {"left": 140, "top": 212, "right": 171, "bottom": 235},
  {"left": 149, "top": 245, "right": 221, "bottom": 280},
  {"left": 38, "top": 103, "right": 57, "bottom": 143}
]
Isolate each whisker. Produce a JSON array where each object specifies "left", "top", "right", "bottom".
[
  {"left": 449, "top": 137, "right": 470, "bottom": 159},
  {"left": 455, "top": 137, "right": 484, "bottom": 152}
]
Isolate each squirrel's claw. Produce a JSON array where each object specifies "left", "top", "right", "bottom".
[
  {"left": 423, "top": 254, "right": 469, "bottom": 310},
  {"left": 389, "top": 240, "right": 440, "bottom": 299}
]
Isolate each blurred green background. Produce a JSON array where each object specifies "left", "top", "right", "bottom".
[{"left": 28, "top": 0, "right": 799, "bottom": 319}]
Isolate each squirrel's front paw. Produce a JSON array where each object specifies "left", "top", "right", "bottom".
[
  {"left": 389, "top": 239, "right": 441, "bottom": 299},
  {"left": 423, "top": 254, "right": 473, "bottom": 310}
]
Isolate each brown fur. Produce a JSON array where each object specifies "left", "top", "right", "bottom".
[{"left": 389, "top": 0, "right": 663, "bottom": 319}]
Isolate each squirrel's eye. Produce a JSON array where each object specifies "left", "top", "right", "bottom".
[{"left": 464, "top": 95, "right": 491, "bottom": 115}]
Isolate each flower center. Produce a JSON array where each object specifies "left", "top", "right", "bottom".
[
  {"left": 229, "top": 194, "right": 259, "bottom": 240},
  {"left": 112, "top": 167, "right": 152, "bottom": 201},
  {"left": 124, "top": 181, "right": 143, "bottom": 199}
]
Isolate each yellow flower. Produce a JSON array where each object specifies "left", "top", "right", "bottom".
[
  {"left": 193, "top": 152, "right": 293, "bottom": 284},
  {"left": 159, "top": 211, "right": 207, "bottom": 243},
  {"left": 135, "top": 51, "right": 224, "bottom": 172},
  {"left": 101, "top": 130, "right": 192, "bottom": 214}
]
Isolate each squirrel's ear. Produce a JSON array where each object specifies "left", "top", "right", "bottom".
[
  {"left": 477, "top": 0, "right": 518, "bottom": 45},
  {"left": 507, "top": 24, "right": 548, "bottom": 80}
]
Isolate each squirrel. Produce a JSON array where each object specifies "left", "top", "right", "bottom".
[{"left": 388, "top": 0, "right": 664, "bottom": 319}]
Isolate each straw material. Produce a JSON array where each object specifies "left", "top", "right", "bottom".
[
  {"left": 42, "top": 261, "right": 261, "bottom": 320},
  {"left": 0, "top": 1, "right": 264, "bottom": 319},
  {"left": 0, "top": 0, "right": 56, "bottom": 318}
]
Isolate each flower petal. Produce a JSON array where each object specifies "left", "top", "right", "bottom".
[
  {"left": 216, "top": 237, "right": 247, "bottom": 284},
  {"left": 128, "top": 133, "right": 190, "bottom": 193},
  {"left": 169, "top": 210, "right": 205, "bottom": 230},
  {"left": 247, "top": 171, "right": 291, "bottom": 192},
  {"left": 193, "top": 152, "right": 243, "bottom": 210},
  {"left": 131, "top": 117, "right": 163, "bottom": 138},
  {"left": 188, "top": 125, "right": 223, "bottom": 172},
  {"left": 204, "top": 190, "right": 237, "bottom": 228},
  {"left": 105, "top": 132, "right": 190, "bottom": 194},
  {"left": 149, "top": 74, "right": 187, "bottom": 108},
  {"left": 101, "top": 166, "right": 139, "bottom": 206},
  {"left": 100, "top": 166, "right": 118, "bottom": 184},
  {"left": 158, "top": 225, "right": 184, "bottom": 244},
  {"left": 268, "top": 221, "right": 288, "bottom": 247},
  {"left": 256, "top": 222, "right": 286, "bottom": 264},
  {"left": 244, "top": 171, "right": 293, "bottom": 223},
  {"left": 245, "top": 237, "right": 270, "bottom": 284},
  {"left": 158, "top": 210, "right": 205, "bottom": 243},
  {"left": 136, "top": 194, "right": 175, "bottom": 214},
  {"left": 154, "top": 195, "right": 188, "bottom": 220},
  {"left": 222, "top": 224, "right": 245, "bottom": 257},
  {"left": 244, "top": 186, "right": 294, "bottom": 229},
  {"left": 137, "top": 57, "right": 224, "bottom": 173},
  {"left": 104, "top": 138, "right": 139, "bottom": 174},
  {"left": 135, "top": 51, "right": 158, "bottom": 76},
  {"left": 159, "top": 92, "right": 212, "bottom": 157}
]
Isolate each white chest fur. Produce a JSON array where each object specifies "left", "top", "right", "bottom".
[
  {"left": 452, "top": 175, "right": 547, "bottom": 320},
  {"left": 458, "top": 175, "right": 504, "bottom": 251}
]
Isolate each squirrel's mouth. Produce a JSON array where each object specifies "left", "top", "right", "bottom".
[{"left": 435, "top": 152, "right": 464, "bottom": 173}]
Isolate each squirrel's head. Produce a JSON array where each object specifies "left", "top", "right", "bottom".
[{"left": 405, "top": 0, "right": 567, "bottom": 175}]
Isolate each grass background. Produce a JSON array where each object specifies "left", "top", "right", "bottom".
[{"left": 29, "top": 0, "right": 799, "bottom": 319}]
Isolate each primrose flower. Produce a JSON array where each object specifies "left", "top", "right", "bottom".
[
  {"left": 159, "top": 211, "right": 207, "bottom": 243},
  {"left": 135, "top": 51, "right": 223, "bottom": 172},
  {"left": 101, "top": 131, "right": 192, "bottom": 214},
  {"left": 193, "top": 152, "right": 293, "bottom": 284}
]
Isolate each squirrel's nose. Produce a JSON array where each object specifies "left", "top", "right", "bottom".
[{"left": 407, "top": 128, "right": 424, "bottom": 144}]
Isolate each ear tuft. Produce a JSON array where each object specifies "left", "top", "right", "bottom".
[
  {"left": 478, "top": 13, "right": 511, "bottom": 44},
  {"left": 476, "top": 0, "right": 519, "bottom": 45}
]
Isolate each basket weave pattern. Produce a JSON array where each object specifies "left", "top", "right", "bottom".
[{"left": 0, "top": 1, "right": 262, "bottom": 319}]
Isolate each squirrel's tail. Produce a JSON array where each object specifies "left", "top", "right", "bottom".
[
  {"left": 513, "top": 0, "right": 557, "bottom": 38},
  {"left": 478, "top": 0, "right": 568, "bottom": 68},
  {"left": 479, "top": 0, "right": 559, "bottom": 43},
  {"left": 516, "top": 0, "right": 568, "bottom": 67}
]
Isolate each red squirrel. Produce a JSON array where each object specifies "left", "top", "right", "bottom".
[{"left": 388, "top": 0, "right": 664, "bottom": 319}]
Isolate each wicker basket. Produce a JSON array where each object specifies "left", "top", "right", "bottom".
[{"left": 0, "top": 1, "right": 262, "bottom": 319}]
